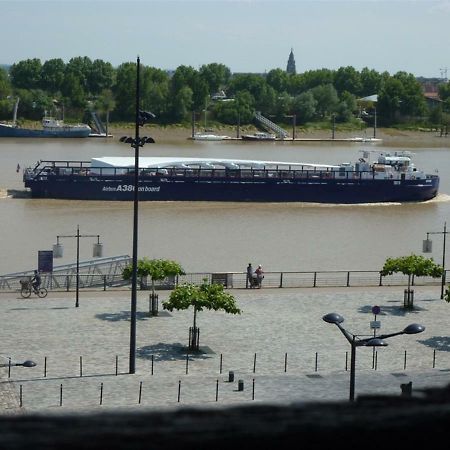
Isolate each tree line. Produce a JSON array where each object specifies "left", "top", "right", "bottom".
[{"left": 1, "top": 56, "right": 449, "bottom": 128}]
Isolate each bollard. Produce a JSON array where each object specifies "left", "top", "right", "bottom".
[
  {"left": 138, "top": 381, "right": 143, "bottom": 404},
  {"left": 401, "top": 381, "right": 412, "bottom": 397},
  {"left": 215, "top": 379, "right": 219, "bottom": 402},
  {"left": 228, "top": 370, "right": 234, "bottom": 382},
  {"left": 44, "top": 356, "right": 47, "bottom": 378},
  {"left": 151, "top": 354, "right": 154, "bottom": 375},
  {"left": 115, "top": 355, "right": 118, "bottom": 376},
  {"left": 219, "top": 353, "right": 223, "bottom": 374},
  {"left": 238, "top": 379, "right": 244, "bottom": 391},
  {"left": 59, "top": 384, "right": 63, "bottom": 406}
]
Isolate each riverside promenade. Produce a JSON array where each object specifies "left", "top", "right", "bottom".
[{"left": 1, "top": 285, "right": 450, "bottom": 414}]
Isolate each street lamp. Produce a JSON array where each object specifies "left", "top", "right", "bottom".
[
  {"left": 322, "top": 312, "right": 425, "bottom": 401},
  {"left": 423, "top": 222, "right": 448, "bottom": 299},
  {"left": 53, "top": 225, "right": 103, "bottom": 308},
  {"left": 1, "top": 356, "right": 36, "bottom": 378},
  {"left": 119, "top": 56, "right": 155, "bottom": 375}
]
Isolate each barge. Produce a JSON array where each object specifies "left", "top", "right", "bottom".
[{"left": 22, "top": 151, "right": 439, "bottom": 203}]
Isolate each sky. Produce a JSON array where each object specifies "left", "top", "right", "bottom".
[{"left": 1, "top": 0, "right": 450, "bottom": 78}]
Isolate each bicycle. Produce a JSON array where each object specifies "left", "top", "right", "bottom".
[{"left": 20, "top": 280, "right": 48, "bottom": 298}]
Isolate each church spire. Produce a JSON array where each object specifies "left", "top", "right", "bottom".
[{"left": 286, "top": 48, "right": 296, "bottom": 75}]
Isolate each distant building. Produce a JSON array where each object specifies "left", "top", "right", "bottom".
[{"left": 286, "top": 48, "right": 296, "bottom": 75}]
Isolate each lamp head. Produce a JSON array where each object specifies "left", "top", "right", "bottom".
[
  {"left": 403, "top": 323, "right": 425, "bottom": 335},
  {"left": 322, "top": 313, "right": 345, "bottom": 325},
  {"left": 21, "top": 360, "right": 36, "bottom": 368},
  {"left": 365, "top": 338, "right": 388, "bottom": 347}
]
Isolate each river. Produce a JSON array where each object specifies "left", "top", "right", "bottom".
[{"left": 0, "top": 135, "right": 449, "bottom": 275}]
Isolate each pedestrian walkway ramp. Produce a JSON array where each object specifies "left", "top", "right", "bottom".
[
  {"left": 254, "top": 111, "right": 289, "bottom": 138},
  {"left": 89, "top": 111, "right": 107, "bottom": 135},
  {"left": 0, "top": 255, "right": 131, "bottom": 291}
]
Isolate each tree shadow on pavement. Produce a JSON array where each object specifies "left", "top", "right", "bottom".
[
  {"left": 137, "top": 343, "right": 213, "bottom": 362},
  {"left": 95, "top": 310, "right": 150, "bottom": 322},
  {"left": 358, "top": 303, "right": 426, "bottom": 317},
  {"left": 419, "top": 336, "right": 450, "bottom": 352}
]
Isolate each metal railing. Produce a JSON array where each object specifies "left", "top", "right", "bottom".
[{"left": 0, "top": 268, "right": 447, "bottom": 293}]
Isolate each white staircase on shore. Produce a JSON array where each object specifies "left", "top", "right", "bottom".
[{"left": 254, "top": 112, "right": 289, "bottom": 138}]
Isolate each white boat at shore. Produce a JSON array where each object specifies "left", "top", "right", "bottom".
[{"left": 190, "top": 132, "right": 231, "bottom": 141}]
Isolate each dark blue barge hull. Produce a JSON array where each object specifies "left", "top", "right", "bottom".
[{"left": 24, "top": 175, "right": 440, "bottom": 203}]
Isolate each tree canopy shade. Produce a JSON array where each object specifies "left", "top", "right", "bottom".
[
  {"left": 381, "top": 254, "right": 443, "bottom": 293},
  {"left": 163, "top": 279, "right": 241, "bottom": 350},
  {"left": 122, "top": 258, "right": 185, "bottom": 293}
]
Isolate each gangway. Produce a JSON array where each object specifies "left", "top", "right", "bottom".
[
  {"left": 0, "top": 255, "right": 131, "bottom": 291},
  {"left": 89, "top": 111, "right": 107, "bottom": 135},
  {"left": 254, "top": 112, "right": 289, "bottom": 138}
]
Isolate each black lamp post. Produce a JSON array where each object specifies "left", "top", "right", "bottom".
[
  {"left": 1, "top": 356, "right": 36, "bottom": 378},
  {"left": 322, "top": 312, "right": 425, "bottom": 401},
  {"left": 119, "top": 56, "right": 155, "bottom": 374},
  {"left": 53, "top": 225, "right": 103, "bottom": 308},
  {"left": 423, "top": 222, "right": 448, "bottom": 299}
]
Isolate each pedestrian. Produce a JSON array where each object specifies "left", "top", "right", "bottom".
[
  {"left": 255, "top": 264, "right": 264, "bottom": 288},
  {"left": 246, "top": 263, "right": 254, "bottom": 288}
]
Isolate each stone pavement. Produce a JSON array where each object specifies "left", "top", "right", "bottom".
[{"left": 1, "top": 285, "right": 450, "bottom": 414}]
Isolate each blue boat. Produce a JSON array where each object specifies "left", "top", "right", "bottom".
[
  {"left": 22, "top": 151, "right": 439, "bottom": 203},
  {"left": 0, "top": 97, "right": 91, "bottom": 138}
]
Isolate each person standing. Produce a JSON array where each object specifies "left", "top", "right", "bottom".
[
  {"left": 246, "top": 263, "right": 254, "bottom": 288},
  {"left": 255, "top": 265, "right": 264, "bottom": 288}
]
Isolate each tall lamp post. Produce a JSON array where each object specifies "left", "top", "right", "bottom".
[
  {"left": 119, "top": 56, "right": 155, "bottom": 374},
  {"left": 322, "top": 312, "right": 425, "bottom": 402},
  {"left": 423, "top": 222, "right": 448, "bottom": 299},
  {"left": 53, "top": 225, "right": 103, "bottom": 308}
]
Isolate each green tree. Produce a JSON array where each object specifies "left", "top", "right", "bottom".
[
  {"left": 65, "top": 56, "right": 92, "bottom": 92},
  {"left": 171, "top": 85, "right": 193, "bottom": 122},
  {"left": 380, "top": 254, "right": 443, "bottom": 307},
  {"left": 292, "top": 91, "right": 317, "bottom": 124},
  {"left": 377, "top": 77, "right": 404, "bottom": 125},
  {"left": 266, "top": 68, "right": 289, "bottom": 93},
  {"left": 360, "top": 67, "right": 384, "bottom": 97},
  {"left": 334, "top": 66, "right": 362, "bottom": 96},
  {"left": 199, "top": 63, "right": 231, "bottom": 93},
  {"left": 310, "top": 84, "right": 339, "bottom": 118},
  {"left": 113, "top": 62, "right": 136, "bottom": 120},
  {"left": 41, "top": 58, "right": 65, "bottom": 93},
  {"left": 141, "top": 66, "right": 170, "bottom": 121},
  {"left": 163, "top": 279, "right": 241, "bottom": 350},
  {"left": 122, "top": 257, "right": 184, "bottom": 294},
  {"left": 10, "top": 58, "right": 42, "bottom": 89},
  {"left": 87, "top": 59, "right": 115, "bottom": 95},
  {"left": 61, "top": 73, "right": 86, "bottom": 109}
]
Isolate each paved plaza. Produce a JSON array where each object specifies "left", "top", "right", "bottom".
[{"left": 1, "top": 284, "right": 450, "bottom": 414}]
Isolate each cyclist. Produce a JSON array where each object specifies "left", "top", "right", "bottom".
[{"left": 31, "top": 270, "right": 41, "bottom": 293}]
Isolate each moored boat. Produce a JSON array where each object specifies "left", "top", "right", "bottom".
[
  {"left": 0, "top": 97, "right": 91, "bottom": 138},
  {"left": 190, "top": 133, "right": 231, "bottom": 141},
  {"left": 241, "top": 132, "right": 277, "bottom": 141},
  {"left": 22, "top": 151, "right": 439, "bottom": 203},
  {"left": 0, "top": 117, "right": 92, "bottom": 138}
]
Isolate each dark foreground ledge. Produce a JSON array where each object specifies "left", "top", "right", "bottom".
[{"left": 2, "top": 386, "right": 450, "bottom": 449}]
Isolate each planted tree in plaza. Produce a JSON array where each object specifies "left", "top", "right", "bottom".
[
  {"left": 162, "top": 278, "right": 241, "bottom": 350},
  {"left": 380, "top": 254, "right": 443, "bottom": 308},
  {"left": 122, "top": 258, "right": 185, "bottom": 315}
]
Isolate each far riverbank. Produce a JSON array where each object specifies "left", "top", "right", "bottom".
[{"left": 107, "top": 124, "right": 450, "bottom": 148}]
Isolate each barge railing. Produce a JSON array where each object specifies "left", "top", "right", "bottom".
[{"left": 24, "top": 160, "right": 437, "bottom": 183}]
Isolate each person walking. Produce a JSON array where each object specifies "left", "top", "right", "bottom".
[{"left": 255, "top": 264, "right": 264, "bottom": 288}]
